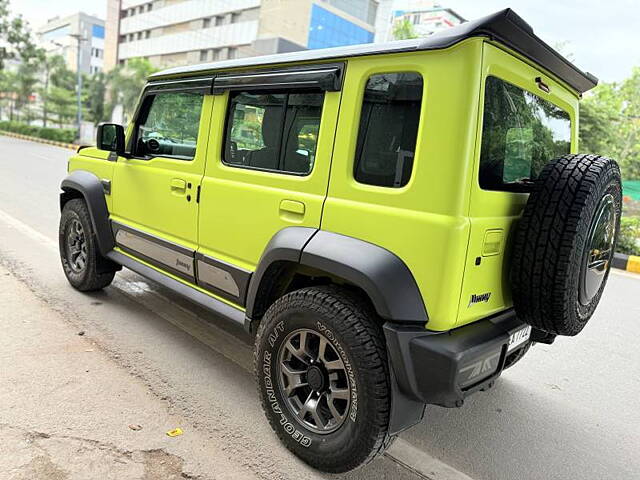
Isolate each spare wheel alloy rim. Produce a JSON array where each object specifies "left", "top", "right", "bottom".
[{"left": 579, "top": 193, "right": 616, "bottom": 305}]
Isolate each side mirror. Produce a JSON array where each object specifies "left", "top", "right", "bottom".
[{"left": 97, "top": 123, "right": 125, "bottom": 156}]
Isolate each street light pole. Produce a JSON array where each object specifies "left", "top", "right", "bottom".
[{"left": 69, "top": 34, "right": 85, "bottom": 141}]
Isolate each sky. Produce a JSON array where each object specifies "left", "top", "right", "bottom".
[{"left": 9, "top": 0, "right": 640, "bottom": 83}]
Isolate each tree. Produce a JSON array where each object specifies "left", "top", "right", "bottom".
[
  {"left": 48, "top": 86, "right": 76, "bottom": 127},
  {"left": 579, "top": 68, "right": 640, "bottom": 180},
  {"left": 392, "top": 18, "right": 418, "bottom": 40},
  {"left": 84, "top": 72, "right": 108, "bottom": 125},
  {"left": 107, "top": 58, "right": 157, "bottom": 123},
  {"left": 38, "top": 54, "right": 67, "bottom": 127},
  {"left": 0, "top": 69, "right": 18, "bottom": 120},
  {"left": 14, "top": 59, "right": 39, "bottom": 122},
  {"left": 0, "top": 0, "right": 39, "bottom": 68}
]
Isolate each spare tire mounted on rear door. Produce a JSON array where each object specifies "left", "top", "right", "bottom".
[{"left": 511, "top": 154, "right": 622, "bottom": 336}]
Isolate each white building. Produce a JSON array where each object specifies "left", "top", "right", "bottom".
[
  {"left": 104, "top": 0, "right": 379, "bottom": 70},
  {"left": 37, "top": 12, "right": 105, "bottom": 75},
  {"left": 375, "top": 0, "right": 465, "bottom": 43}
]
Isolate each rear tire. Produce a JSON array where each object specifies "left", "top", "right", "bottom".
[
  {"left": 511, "top": 154, "right": 622, "bottom": 336},
  {"left": 59, "top": 198, "right": 115, "bottom": 291},
  {"left": 254, "top": 286, "right": 393, "bottom": 473}
]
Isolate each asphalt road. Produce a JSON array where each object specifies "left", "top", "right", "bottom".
[{"left": 1, "top": 135, "right": 639, "bottom": 480}]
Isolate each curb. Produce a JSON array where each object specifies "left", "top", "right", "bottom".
[
  {"left": 0, "top": 130, "right": 79, "bottom": 151},
  {"left": 613, "top": 253, "right": 640, "bottom": 274}
]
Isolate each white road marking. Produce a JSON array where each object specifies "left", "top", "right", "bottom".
[
  {"left": 28, "top": 152, "right": 60, "bottom": 162},
  {"left": 0, "top": 208, "right": 57, "bottom": 253},
  {"left": 0, "top": 206, "right": 475, "bottom": 480}
]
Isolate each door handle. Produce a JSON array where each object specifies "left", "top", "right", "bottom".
[
  {"left": 170, "top": 178, "right": 187, "bottom": 193},
  {"left": 280, "top": 200, "right": 305, "bottom": 215},
  {"left": 279, "top": 200, "right": 306, "bottom": 222}
]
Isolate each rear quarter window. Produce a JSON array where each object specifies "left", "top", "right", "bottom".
[
  {"left": 354, "top": 72, "right": 423, "bottom": 188},
  {"left": 479, "top": 76, "right": 571, "bottom": 192}
]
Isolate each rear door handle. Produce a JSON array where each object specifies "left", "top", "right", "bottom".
[
  {"left": 170, "top": 178, "right": 187, "bottom": 194},
  {"left": 279, "top": 200, "right": 306, "bottom": 222}
]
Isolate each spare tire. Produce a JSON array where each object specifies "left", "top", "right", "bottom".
[{"left": 511, "top": 154, "right": 621, "bottom": 336}]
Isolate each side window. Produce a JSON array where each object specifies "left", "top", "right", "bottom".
[
  {"left": 136, "top": 91, "right": 204, "bottom": 160},
  {"left": 479, "top": 76, "right": 571, "bottom": 191},
  {"left": 354, "top": 72, "right": 423, "bottom": 188},
  {"left": 223, "top": 91, "right": 325, "bottom": 175}
]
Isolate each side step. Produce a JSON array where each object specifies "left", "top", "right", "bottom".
[{"left": 107, "top": 250, "right": 246, "bottom": 328}]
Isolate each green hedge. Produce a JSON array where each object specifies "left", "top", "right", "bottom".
[
  {"left": 0, "top": 121, "right": 77, "bottom": 144},
  {"left": 618, "top": 217, "right": 640, "bottom": 256}
]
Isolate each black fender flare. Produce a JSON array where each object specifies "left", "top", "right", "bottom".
[
  {"left": 300, "top": 230, "right": 428, "bottom": 323},
  {"left": 60, "top": 170, "right": 114, "bottom": 256},
  {"left": 245, "top": 226, "right": 317, "bottom": 325},
  {"left": 246, "top": 228, "right": 428, "bottom": 324}
]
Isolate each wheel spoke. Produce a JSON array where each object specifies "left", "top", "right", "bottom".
[
  {"left": 299, "top": 392, "right": 325, "bottom": 429},
  {"left": 281, "top": 363, "right": 308, "bottom": 396},
  {"left": 325, "top": 392, "right": 345, "bottom": 423},
  {"left": 325, "top": 359, "right": 344, "bottom": 371},
  {"left": 77, "top": 253, "right": 87, "bottom": 270},
  {"left": 285, "top": 331, "right": 311, "bottom": 365},
  {"left": 329, "top": 386, "right": 350, "bottom": 401},
  {"left": 318, "top": 336, "right": 328, "bottom": 363},
  {"left": 318, "top": 336, "right": 344, "bottom": 370}
]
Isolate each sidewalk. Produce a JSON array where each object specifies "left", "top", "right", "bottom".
[{"left": 0, "top": 264, "right": 258, "bottom": 480}]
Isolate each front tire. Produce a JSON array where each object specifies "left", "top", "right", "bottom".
[
  {"left": 254, "top": 286, "right": 393, "bottom": 473},
  {"left": 59, "top": 198, "right": 115, "bottom": 291}
]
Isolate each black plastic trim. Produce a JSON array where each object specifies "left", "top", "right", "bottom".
[
  {"left": 60, "top": 170, "right": 114, "bottom": 256},
  {"left": 106, "top": 250, "right": 245, "bottom": 328},
  {"left": 384, "top": 309, "right": 527, "bottom": 410},
  {"left": 245, "top": 227, "right": 317, "bottom": 325},
  {"left": 195, "top": 252, "right": 252, "bottom": 306},
  {"left": 301, "top": 231, "right": 428, "bottom": 323},
  {"left": 146, "top": 76, "right": 213, "bottom": 94},
  {"left": 212, "top": 63, "right": 343, "bottom": 94},
  {"left": 111, "top": 221, "right": 196, "bottom": 282},
  {"left": 151, "top": 9, "right": 597, "bottom": 94}
]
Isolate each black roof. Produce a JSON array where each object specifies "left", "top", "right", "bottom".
[{"left": 151, "top": 9, "right": 598, "bottom": 94}]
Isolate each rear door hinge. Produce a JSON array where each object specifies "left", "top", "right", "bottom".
[{"left": 196, "top": 185, "right": 201, "bottom": 203}]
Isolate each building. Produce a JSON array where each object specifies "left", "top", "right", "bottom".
[
  {"left": 104, "top": 0, "right": 379, "bottom": 71},
  {"left": 37, "top": 12, "right": 105, "bottom": 75},
  {"left": 374, "top": 0, "right": 465, "bottom": 43}
]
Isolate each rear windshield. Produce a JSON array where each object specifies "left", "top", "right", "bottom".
[{"left": 479, "top": 76, "right": 571, "bottom": 192}]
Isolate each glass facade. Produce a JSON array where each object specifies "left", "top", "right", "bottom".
[
  {"left": 323, "top": 0, "right": 378, "bottom": 24},
  {"left": 92, "top": 24, "right": 105, "bottom": 39},
  {"left": 41, "top": 25, "right": 71, "bottom": 42},
  {"left": 308, "top": 4, "right": 374, "bottom": 50}
]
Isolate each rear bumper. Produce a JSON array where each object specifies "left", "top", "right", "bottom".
[{"left": 384, "top": 309, "right": 528, "bottom": 408}]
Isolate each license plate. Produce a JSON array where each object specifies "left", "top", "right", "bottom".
[{"left": 507, "top": 325, "right": 531, "bottom": 352}]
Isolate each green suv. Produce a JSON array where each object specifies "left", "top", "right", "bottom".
[{"left": 58, "top": 9, "right": 621, "bottom": 473}]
